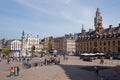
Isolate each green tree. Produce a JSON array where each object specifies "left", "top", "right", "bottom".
[
  {"left": 3, "top": 49, "right": 10, "bottom": 56},
  {"left": 38, "top": 50, "right": 45, "bottom": 56},
  {"left": 31, "top": 45, "right": 35, "bottom": 56},
  {"left": 31, "top": 49, "right": 35, "bottom": 56}
]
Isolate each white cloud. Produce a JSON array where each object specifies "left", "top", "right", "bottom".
[
  {"left": 58, "top": 0, "right": 72, "bottom": 5},
  {"left": 61, "top": 11, "right": 72, "bottom": 19},
  {"left": 14, "top": 0, "right": 95, "bottom": 29},
  {"left": 15, "top": 0, "right": 49, "bottom": 14}
]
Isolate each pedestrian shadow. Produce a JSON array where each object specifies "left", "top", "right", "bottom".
[{"left": 58, "top": 64, "right": 118, "bottom": 80}]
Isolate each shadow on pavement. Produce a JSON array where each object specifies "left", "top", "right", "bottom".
[{"left": 59, "top": 64, "right": 120, "bottom": 80}]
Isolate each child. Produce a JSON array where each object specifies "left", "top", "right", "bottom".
[{"left": 7, "top": 67, "right": 14, "bottom": 77}]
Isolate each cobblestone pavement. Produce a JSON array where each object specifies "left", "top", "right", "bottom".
[{"left": 0, "top": 56, "right": 120, "bottom": 80}]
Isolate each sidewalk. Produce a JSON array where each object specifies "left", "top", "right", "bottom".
[{"left": 1, "top": 56, "right": 120, "bottom": 80}]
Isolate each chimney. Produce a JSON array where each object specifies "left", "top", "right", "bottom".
[
  {"left": 109, "top": 25, "right": 112, "bottom": 29},
  {"left": 89, "top": 29, "right": 93, "bottom": 32}
]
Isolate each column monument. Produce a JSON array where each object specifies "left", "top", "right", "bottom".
[{"left": 21, "top": 31, "right": 26, "bottom": 56}]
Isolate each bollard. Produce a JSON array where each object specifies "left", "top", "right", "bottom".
[{"left": 100, "top": 77, "right": 103, "bottom": 80}]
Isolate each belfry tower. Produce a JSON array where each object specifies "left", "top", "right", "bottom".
[
  {"left": 21, "top": 30, "right": 26, "bottom": 56},
  {"left": 94, "top": 8, "right": 103, "bottom": 32}
]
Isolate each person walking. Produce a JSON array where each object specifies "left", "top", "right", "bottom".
[
  {"left": 16, "top": 66, "right": 20, "bottom": 76},
  {"left": 94, "top": 66, "right": 99, "bottom": 76},
  {"left": 113, "top": 67, "right": 118, "bottom": 77},
  {"left": 0, "top": 57, "right": 1, "bottom": 62},
  {"left": 100, "top": 57, "right": 104, "bottom": 64},
  {"left": 110, "top": 56, "right": 113, "bottom": 64},
  {"left": 39, "top": 56, "right": 43, "bottom": 66}
]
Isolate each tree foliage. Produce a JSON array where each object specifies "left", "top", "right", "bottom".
[
  {"left": 3, "top": 49, "right": 10, "bottom": 55},
  {"left": 38, "top": 50, "right": 45, "bottom": 55}
]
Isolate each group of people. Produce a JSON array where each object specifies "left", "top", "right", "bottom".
[
  {"left": 44, "top": 54, "right": 60, "bottom": 65},
  {"left": 22, "top": 54, "right": 61, "bottom": 68},
  {"left": 7, "top": 66, "right": 20, "bottom": 77},
  {"left": 100, "top": 57, "right": 104, "bottom": 64}
]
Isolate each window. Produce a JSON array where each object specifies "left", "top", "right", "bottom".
[
  {"left": 108, "top": 41, "right": 110, "bottom": 46},
  {"left": 100, "top": 47, "right": 102, "bottom": 52},
  {"left": 113, "top": 47, "right": 115, "bottom": 52},
  {"left": 87, "top": 42, "right": 88, "bottom": 46},
  {"left": 104, "top": 41, "right": 106, "bottom": 45},
  {"left": 100, "top": 41, "right": 102, "bottom": 46},
  {"left": 112, "top": 41, "right": 115, "bottom": 45},
  {"left": 118, "top": 40, "right": 120, "bottom": 45},
  {"left": 104, "top": 47, "right": 106, "bottom": 52},
  {"left": 94, "top": 41, "right": 97, "bottom": 47},
  {"left": 118, "top": 47, "right": 120, "bottom": 53},
  {"left": 90, "top": 42, "right": 92, "bottom": 46}
]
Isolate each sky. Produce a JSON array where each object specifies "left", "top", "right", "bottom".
[{"left": 0, "top": 0, "right": 120, "bottom": 39}]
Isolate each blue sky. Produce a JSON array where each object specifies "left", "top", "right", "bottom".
[{"left": 0, "top": 0, "right": 120, "bottom": 39}]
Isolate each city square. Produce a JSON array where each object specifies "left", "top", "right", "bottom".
[
  {"left": 0, "top": 56, "right": 120, "bottom": 80},
  {"left": 0, "top": 0, "right": 120, "bottom": 80}
]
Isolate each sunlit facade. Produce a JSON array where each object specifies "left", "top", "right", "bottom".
[{"left": 75, "top": 8, "right": 120, "bottom": 54}]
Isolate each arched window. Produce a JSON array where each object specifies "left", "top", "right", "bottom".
[
  {"left": 112, "top": 41, "right": 115, "bottom": 45},
  {"left": 94, "top": 41, "right": 97, "bottom": 47},
  {"left": 118, "top": 47, "right": 120, "bottom": 53},
  {"left": 108, "top": 41, "right": 110, "bottom": 46},
  {"left": 104, "top": 41, "right": 106, "bottom": 45},
  {"left": 118, "top": 40, "right": 120, "bottom": 45},
  {"left": 100, "top": 41, "right": 102, "bottom": 46}
]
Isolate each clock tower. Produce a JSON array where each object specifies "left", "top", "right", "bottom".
[{"left": 94, "top": 8, "right": 103, "bottom": 32}]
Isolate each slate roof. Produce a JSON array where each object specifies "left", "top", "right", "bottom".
[{"left": 76, "top": 26, "right": 120, "bottom": 40}]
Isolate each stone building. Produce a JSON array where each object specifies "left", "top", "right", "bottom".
[
  {"left": 41, "top": 37, "right": 54, "bottom": 53},
  {"left": 26, "top": 34, "right": 40, "bottom": 52},
  {"left": 0, "top": 40, "right": 2, "bottom": 52},
  {"left": 6, "top": 39, "right": 21, "bottom": 57},
  {"left": 75, "top": 8, "right": 120, "bottom": 54},
  {"left": 54, "top": 34, "right": 76, "bottom": 55},
  {"left": 7, "top": 39, "right": 21, "bottom": 51},
  {"left": 20, "top": 31, "right": 42, "bottom": 56}
]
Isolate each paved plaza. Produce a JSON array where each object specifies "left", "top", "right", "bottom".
[{"left": 0, "top": 56, "right": 120, "bottom": 80}]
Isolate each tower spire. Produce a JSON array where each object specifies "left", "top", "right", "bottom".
[
  {"left": 81, "top": 24, "right": 85, "bottom": 34},
  {"left": 22, "top": 30, "right": 25, "bottom": 36},
  {"left": 94, "top": 8, "right": 103, "bottom": 32},
  {"left": 82, "top": 24, "right": 84, "bottom": 30},
  {"left": 22, "top": 30, "right": 25, "bottom": 39}
]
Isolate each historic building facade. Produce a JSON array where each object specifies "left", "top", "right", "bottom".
[
  {"left": 41, "top": 37, "right": 54, "bottom": 53},
  {"left": 26, "top": 34, "right": 40, "bottom": 52},
  {"left": 54, "top": 34, "right": 76, "bottom": 55},
  {"left": 76, "top": 8, "right": 120, "bottom": 54},
  {"left": 20, "top": 31, "right": 41, "bottom": 56},
  {"left": 8, "top": 39, "right": 21, "bottom": 51}
]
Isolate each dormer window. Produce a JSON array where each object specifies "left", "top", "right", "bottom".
[
  {"left": 118, "top": 27, "right": 120, "bottom": 33},
  {"left": 113, "top": 32, "right": 116, "bottom": 37},
  {"left": 104, "top": 33, "right": 106, "bottom": 38},
  {"left": 96, "top": 35, "right": 99, "bottom": 38},
  {"left": 109, "top": 32, "right": 112, "bottom": 38}
]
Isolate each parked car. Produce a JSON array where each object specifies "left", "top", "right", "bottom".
[
  {"left": 112, "top": 53, "right": 120, "bottom": 59},
  {"left": 83, "top": 56, "right": 92, "bottom": 62}
]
